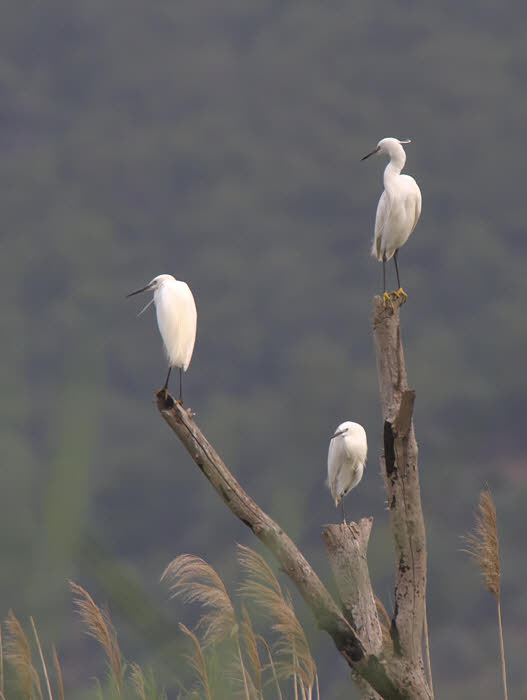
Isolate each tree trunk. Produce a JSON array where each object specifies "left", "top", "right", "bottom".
[
  {"left": 372, "top": 296, "right": 427, "bottom": 670},
  {"left": 157, "top": 295, "right": 431, "bottom": 698}
]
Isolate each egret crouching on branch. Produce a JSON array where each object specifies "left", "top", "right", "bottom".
[
  {"left": 127, "top": 274, "right": 197, "bottom": 403},
  {"left": 327, "top": 421, "right": 367, "bottom": 524},
  {"left": 361, "top": 137, "right": 422, "bottom": 307}
]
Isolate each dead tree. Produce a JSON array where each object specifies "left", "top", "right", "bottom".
[{"left": 156, "top": 295, "right": 432, "bottom": 699}]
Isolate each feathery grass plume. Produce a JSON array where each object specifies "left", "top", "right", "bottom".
[
  {"left": 130, "top": 663, "right": 148, "bottom": 700},
  {"left": 461, "top": 487, "right": 500, "bottom": 598},
  {"left": 3, "top": 610, "right": 42, "bottom": 699},
  {"left": 179, "top": 623, "right": 212, "bottom": 700},
  {"left": 162, "top": 555, "right": 253, "bottom": 698},
  {"left": 240, "top": 605, "right": 262, "bottom": 695},
  {"left": 257, "top": 635, "right": 283, "bottom": 700},
  {"left": 461, "top": 487, "right": 508, "bottom": 700},
  {"left": 30, "top": 617, "right": 52, "bottom": 700},
  {"left": 51, "top": 646, "right": 64, "bottom": 700},
  {"left": 69, "top": 581, "right": 123, "bottom": 695},
  {"left": 227, "top": 651, "right": 257, "bottom": 700},
  {"left": 161, "top": 555, "right": 238, "bottom": 647},
  {"left": 129, "top": 663, "right": 168, "bottom": 700},
  {"left": 237, "top": 545, "right": 316, "bottom": 692},
  {"left": 235, "top": 643, "right": 252, "bottom": 700}
]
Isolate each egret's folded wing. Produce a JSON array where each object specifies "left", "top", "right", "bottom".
[
  {"left": 327, "top": 439, "right": 347, "bottom": 504},
  {"left": 372, "top": 191, "right": 389, "bottom": 260},
  {"left": 410, "top": 185, "right": 422, "bottom": 235}
]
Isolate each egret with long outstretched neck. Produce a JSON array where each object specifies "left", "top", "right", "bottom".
[
  {"left": 361, "top": 138, "right": 422, "bottom": 307},
  {"left": 327, "top": 421, "right": 367, "bottom": 523},
  {"left": 127, "top": 274, "right": 197, "bottom": 403}
]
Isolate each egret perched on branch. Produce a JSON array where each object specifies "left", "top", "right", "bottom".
[
  {"left": 127, "top": 274, "right": 197, "bottom": 403},
  {"left": 327, "top": 421, "right": 367, "bottom": 523},
  {"left": 361, "top": 137, "right": 422, "bottom": 307}
]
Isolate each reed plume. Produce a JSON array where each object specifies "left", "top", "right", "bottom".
[
  {"left": 257, "top": 635, "right": 283, "bottom": 700},
  {"left": 30, "top": 617, "right": 52, "bottom": 700},
  {"left": 51, "top": 646, "right": 64, "bottom": 700},
  {"left": 69, "top": 580, "right": 123, "bottom": 695},
  {"left": 237, "top": 544, "right": 316, "bottom": 692},
  {"left": 240, "top": 604, "right": 262, "bottom": 695},
  {"left": 128, "top": 664, "right": 167, "bottom": 700},
  {"left": 162, "top": 554, "right": 256, "bottom": 698},
  {"left": 129, "top": 663, "right": 147, "bottom": 700},
  {"left": 461, "top": 487, "right": 508, "bottom": 700},
  {"left": 162, "top": 554, "right": 238, "bottom": 647},
  {"left": 178, "top": 623, "right": 212, "bottom": 700},
  {"left": 3, "top": 610, "right": 42, "bottom": 699}
]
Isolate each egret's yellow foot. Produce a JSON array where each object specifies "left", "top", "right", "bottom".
[
  {"left": 155, "top": 388, "right": 174, "bottom": 407},
  {"left": 382, "top": 292, "right": 395, "bottom": 310},
  {"left": 393, "top": 288, "right": 408, "bottom": 303}
]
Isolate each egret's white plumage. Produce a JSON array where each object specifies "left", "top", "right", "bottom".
[
  {"left": 327, "top": 421, "right": 367, "bottom": 520},
  {"left": 127, "top": 274, "right": 197, "bottom": 400},
  {"left": 362, "top": 137, "right": 422, "bottom": 297}
]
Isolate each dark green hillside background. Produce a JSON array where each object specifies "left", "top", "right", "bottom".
[{"left": 1, "top": 1, "right": 526, "bottom": 697}]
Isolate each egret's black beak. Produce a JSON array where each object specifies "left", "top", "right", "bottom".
[
  {"left": 361, "top": 146, "right": 380, "bottom": 161},
  {"left": 126, "top": 283, "right": 154, "bottom": 298},
  {"left": 330, "top": 429, "right": 347, "bottom": 440}
]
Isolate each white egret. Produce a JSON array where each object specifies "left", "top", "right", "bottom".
[
  {"left": 327, "top": 421, "right": 367, "bottom": 523},
  {"left": 127, "top": 274, "right": 197, "bottom": 402},
  {"left": 361, "top": 137, "right": 422, "bottom": 306}
]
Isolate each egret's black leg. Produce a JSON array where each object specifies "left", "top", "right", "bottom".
[
  {"left": 394, "top": 250, "right": 401, "bottom": 290},
  {"left": 163, "top": 366, "right": 172, "bottom": 391},
  {"left": 382, "top": 253, "right": 393, "bottom": 309},
  {"left": 393, "top": 250, "right": 407, "bottom": 302},
  {"left": 179, "top": 368, "right": 183, "bottom": 403}
]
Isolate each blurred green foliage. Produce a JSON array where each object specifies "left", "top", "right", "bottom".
[{"left": 1, "top": 0, "right": 526, "bottom": 697}]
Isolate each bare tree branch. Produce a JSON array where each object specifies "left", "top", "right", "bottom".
[{"left": 156, "top": 393, "right": 360, "bottom": 649}]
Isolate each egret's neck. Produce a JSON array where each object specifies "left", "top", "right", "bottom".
[{"left": 383, "top": 149, "right": 406, "bottom": 188}]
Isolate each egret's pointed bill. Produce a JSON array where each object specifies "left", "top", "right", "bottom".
[
  {"left": 361, "top": 146, "right": 380, "bottom": 161},
  {"left": 126, "top": 282, "right": 155, "bottom": 298},
  {"left": 330, "top": 428, "right": 347, "bottom": 440}
]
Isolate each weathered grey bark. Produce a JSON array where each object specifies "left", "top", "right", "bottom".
[
  {"left": 372, "top": 295, "right": 427, "bottom": 669},
  {"left": 323, "top": 520, "right": 384, "bottom": 700},
  {"left": 323, "top": 519, "right": 382, "bottom": 653},
  {"left": 156, "top": 294, "right": 432, "bottom": 698}
]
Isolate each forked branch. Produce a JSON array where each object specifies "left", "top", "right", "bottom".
[
  {"left": 157, "top": 294, "right": 431, "bottom": 698},
  {"left": 157, "top": 393, "right": 416, "bottom": 697}
]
